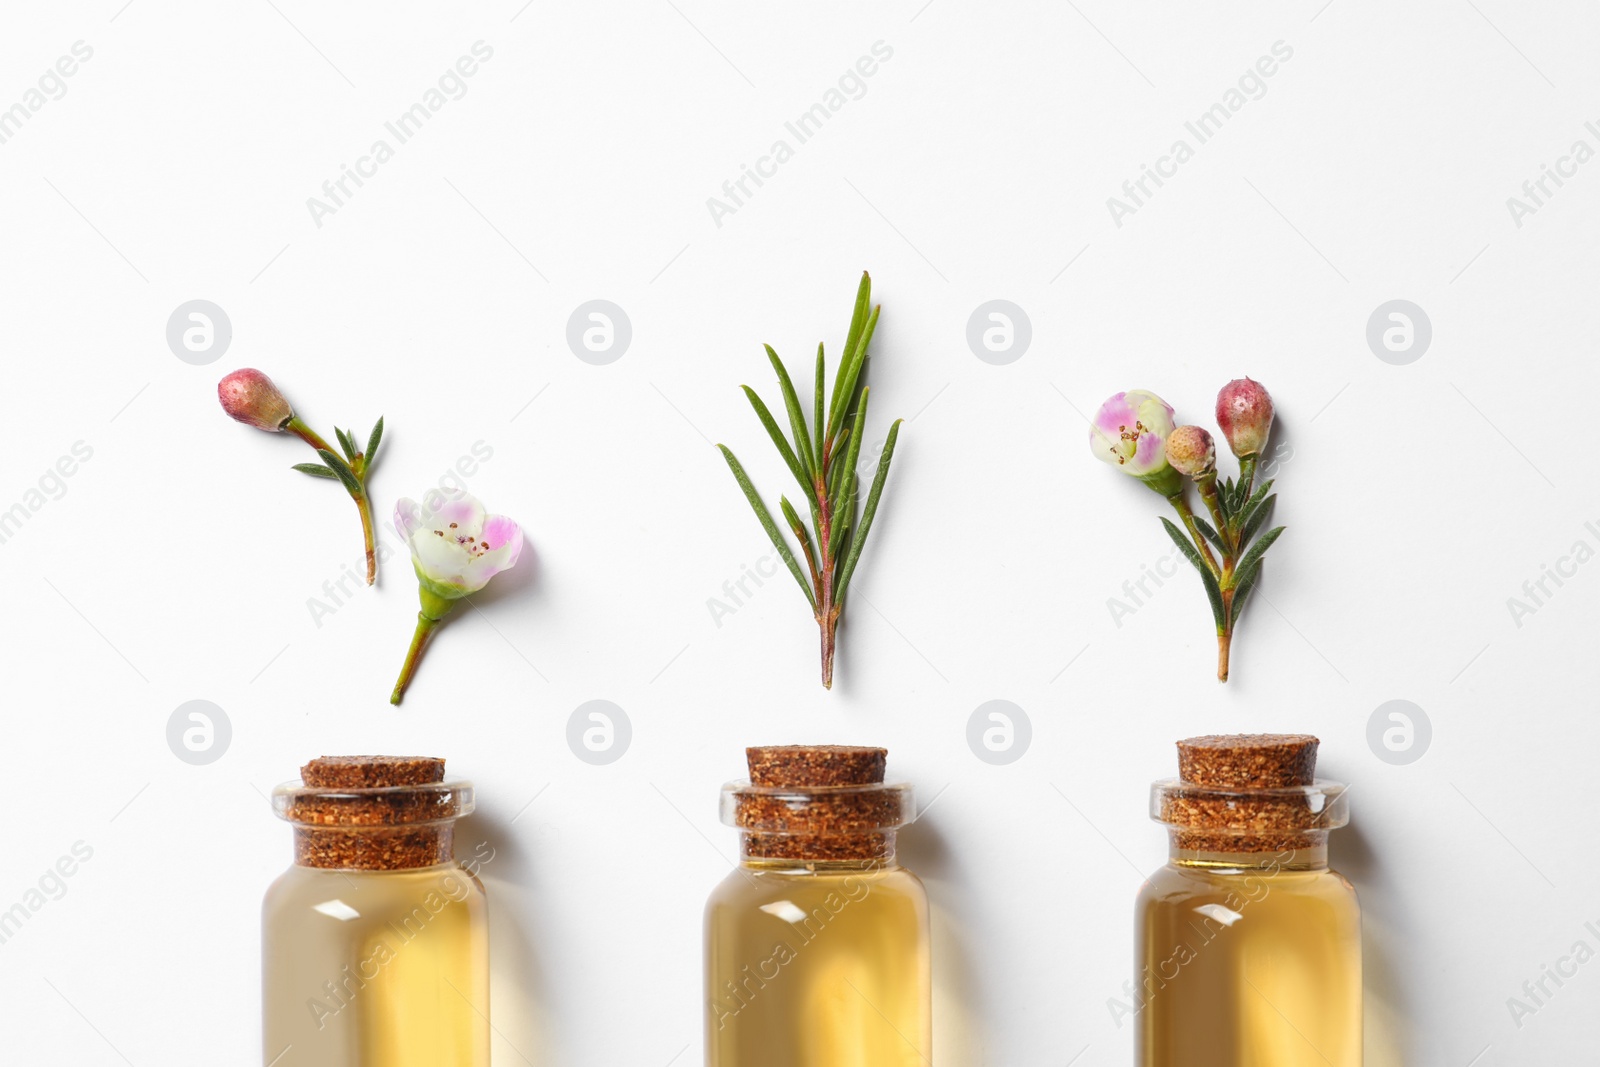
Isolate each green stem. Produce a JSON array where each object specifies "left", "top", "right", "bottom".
[
  {"left": 390, "top": 613, "right": 440, "bottom": 705},
  {"left": 1168, "top": 493, "right": 1220, "bottom": 578},
  {"left": 287, "top": 416, "right": 377, "bottom": 585},
  {"left": 1197, "top": 468, "right": 1244, "bottom": 683},
  {"left": 355, "top": 492, "right": 376, "bottom": 585},
  {"left": 285, "top": 416, "right": 335, "bottom": 455},
  {"left": 1194, "top": 473, "right": 1232, "bottom": 556},
  {"left": 1238, "top": 454, "right": 1258, "bottom": 506}
]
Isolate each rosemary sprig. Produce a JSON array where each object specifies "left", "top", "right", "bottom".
[{"left": 717, "top": 271, "right": 904, "bottom": 689}]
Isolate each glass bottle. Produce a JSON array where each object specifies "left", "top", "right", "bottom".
[
  {"left": 262, "top": 756, "right": 490, "bottom": 1067},
  {"left": 704, "top": 745, "right": 931, "bottom": 1067},
  {"left": 1135, "top": 734, "right": 1360, "bottom": 1067}
]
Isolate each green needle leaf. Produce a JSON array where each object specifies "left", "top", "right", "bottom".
[
  {"left": 764, "top": 345, "right": 815, "bottom": 479},
  {"left": 335, "top": 427, "right": 357, "bottom": 463},
  {"left": 844, "top": 273, "right": 870, "bottom": 347},
  {"left": 827, "top": 473, "right": 854, "bottom": 564},
  {"left": 742, "top": 386, "right": 811, "bottom": 498},
  {"left": 292, "top": 462, "right": 338, "bottom": 479},
  {"left": 830, "top": 482, "right": 854, "bottom": 561},
  {"left": 779, "top": 495, "right": 808, "bottom": 539},
  {"left": 366, "top": 417, "right": 384, "bottom": 466},
  {"left": 829, "top": 385, "right": 870, "bottom": 527},
  {"left": 719, "top": 445, "right": 816, "bottom": 609},
  {"left": 835, "top": 271, "right": 871, "bottom": 402},
  {"left": 827, "top": 304, "right": 880, "bottom": 440},
  {"left": 780, "top": 495, "right": 819, "bottom": 574},
  {"left": 825, "top": 426, "right": 852, "bottom": 496},
  {"left": 813, "top": 343, "right": 826, "bottom": 469},
  {"left": 835, "top": 416, "right": 901, "bottom": 601},
  {"left": 316, "top": 449, "right": 365, "bottom": 498},
  {"left": 1234, "top": 524, "right": 1285, "bottom": 583}
]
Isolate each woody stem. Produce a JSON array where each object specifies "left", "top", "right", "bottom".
[{"left": 815, "top": 473, "right": 837, "bottom": 689}]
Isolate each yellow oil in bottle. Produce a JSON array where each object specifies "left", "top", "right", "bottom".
[
  {"left": 705, "top": 859, "right": 931, "bottom": 1067},
  {"left": 1135, "top": 849, "right": 1361, "bottom": 1067},
  {"left": 262, "top": 862, "right": 490, "bottom": 1067}
]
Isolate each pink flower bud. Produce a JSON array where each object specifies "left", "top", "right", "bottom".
[
  {"left": 218, "top": 368, "right": 294, "bottom": 431},
  {"left": 1165, "top": 425, "right": 1215, "bottom": 477},
  {"left": 1215, "top": 378, "right": 1274, "bottom": 458}
]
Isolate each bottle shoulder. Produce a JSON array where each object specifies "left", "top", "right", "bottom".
[
  {"left": 263, "top": 861, "right": 488, "bottom": 913},
  {"left": 707, "top": 863, "right": 925, "bottom": 907},
  {"left": 1136, "top": 861, "right": 1358, "bottom": 909}
]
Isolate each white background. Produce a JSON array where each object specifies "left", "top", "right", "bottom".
[{"left": 1, "top": 1, "right": 1597, "bottom": 1064}]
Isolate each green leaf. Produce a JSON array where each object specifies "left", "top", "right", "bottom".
[
  {"left": 335, "top": 427, "right": 358, "bottom": 463},
  {"left": 316, "top": 449, "right": 364, "bottom": 498},
  {"left": 779, "top": 495, "right": 807, "bottom": 537},
  {"left": 834, "top": 271, "right": 871, "bottom": 405},
  {"left": 813, "top": 343, "right": 826, "bottom": 469},
  {"left": 826, "top": 303, "right": 880, "bottom": 441},
  {"left": 779, "top": 495, "right": 819, "bottom": 574},
  {"left": 719, "top": 446, "right": 817, "bottom": 609},
  {"left": 1230, "top": 568, "right": 1258, "bottom": 626},
  {"left": 829, "top": 477, "right": 854, "bottom": 560},
  {"left": 366, "top": 417, "right": 384, "bottom": 466},
  {"left": 291, "top": 462, "right": 338, "bottom": 479},
  {"left": 844, "top": 271, "right": 870, "bottom": 379},
  {"left": 1236, "top": 478, "right": 1274, "bottom": 524},
  {"left": 835, "top": 417, "right": 901, "bottom": 601},
  {"left": 1198, "top": 560, "right": 1227, "bottom": 630},
  {"left": 1160, "top": 517, "right": 1209, "bottom": 576},
  {"left": 764, "top": 345, "right": 814, "bottom": 479},
  {"left": 827, "top": 428, "right": 861, "bottom": 562},
  {"left": 1163, "top": 519, "right": 1225, "bottom": 627},
  {"left": 1239, "top": 493, "right": 1277, "bottom": 546},
  {"left": 829, "top": 386, "right": 869, "bottom": 525},
  {"left": 742, "top": 386, "right": 811, "bottom": 498},
  {"left": 825, "top": 426, "right": 852, "bottom": 496},
  {"left": 1193, "top": 515, "right": 1226, "bottom": 555},
  {"left": 1234, "top": 525, "right": 1286, "bottom": 585}
]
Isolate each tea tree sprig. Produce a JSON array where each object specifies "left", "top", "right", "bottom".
[
  {"left": 1090, "top": 381, "right": 1285, "bottom": 681},
  {"left": 218, "top": 368, "right": 384, "bottom": 584},
  {"left": 717, "top": 271, "right": 903, "bottom": 689}
]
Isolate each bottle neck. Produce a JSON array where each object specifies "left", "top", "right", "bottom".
[
  {"left": 738, "top": 829, "right": 898, "bottom": 869},
  {"left": 1166, "top": 833, "right": 1328, "bottom": 872},
  {"left": 293, "top": 823, "right": 458, "bottom": 871}
]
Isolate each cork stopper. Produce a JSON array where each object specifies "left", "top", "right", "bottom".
[
  {"left": 1177, "top": 735, "right": 1318, "bottom": 789},
  {"left": 301, "top": 755, "right": 445, "bottom": 789},
  {"left": 747, "top": 745, "right": 886, "bottom": 787},
  {"left": 726, "top": 745, "right": 908, "bottom": 863},
  {"left": 274, "top": 756, "right": 472, "bottom": 872},
  {"left": 1154, "top": 734, "right": 1345, "bottom": 855}
]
